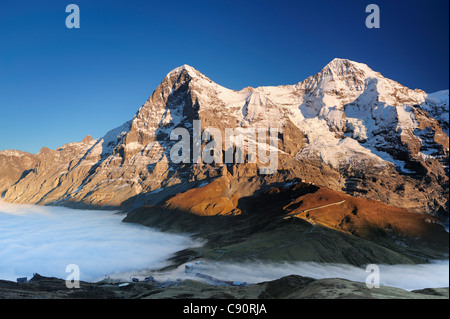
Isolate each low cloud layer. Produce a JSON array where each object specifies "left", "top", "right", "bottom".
[
  {"left": 0, "top": 201, "right": 448, "bottom": 291},
  {"left": 149, "top": 260, "right": 449, "bottom": 291},
  {"left": 0, "top": 201, "right": 202, "bottom": 282}
]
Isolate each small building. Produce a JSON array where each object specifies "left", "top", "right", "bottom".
[
  {"left": 232, "top": 281, "right": 247, "bottom": 287},
  {"left": 185, "top": 263, "right": 194, "bottom": 273},
  {"left": 144, "top": 276, "right": 155, "bottom": 283}
]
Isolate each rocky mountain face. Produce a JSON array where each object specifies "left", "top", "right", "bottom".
[
  {"left": 0, "top": 150, "right": 38, "bottom": 197},
  {"left": 1, "top": 59, "right": 448, "bottom": 224}
]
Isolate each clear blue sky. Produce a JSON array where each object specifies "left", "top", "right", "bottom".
[{"left": 0, "top": 0, "right": 448, "bottom": 153}]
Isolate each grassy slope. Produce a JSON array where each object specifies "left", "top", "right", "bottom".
[{"left": 124, "top": 180, "right": 448, "bottom": 267}]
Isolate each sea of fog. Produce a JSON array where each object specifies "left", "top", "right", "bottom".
[
  {"left": 0, "top": 201, "right": 203, "bottom": 282},
  {"left": 0, "top": 201, "right": 448, "bottom": 291},
  {"left": 146, "top": 259, "right": 449, "bottom": 291}
]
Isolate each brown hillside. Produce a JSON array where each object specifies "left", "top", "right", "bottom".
[
  {"left": 160, "top": 177, "right": 447, "bottom": 251},
  {"left": 286, "top": 187, "right": 447, "bottom": 247}
]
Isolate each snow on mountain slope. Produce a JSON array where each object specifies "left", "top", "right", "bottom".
[
  {"left": 152, "top": 58, "right": 447, "bottom": 174},
  {"left": 422, "top": 90, "right": 449, "bottom": 135},
  {"left": 1, "top": 58, "right": 448, "bottom": 215}
]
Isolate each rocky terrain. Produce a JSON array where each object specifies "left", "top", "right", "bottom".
[
  {"left": 0, "top": 273, "right": 447, "bottom": 299},
  {"left": 1, "top": 59, "right": 448, "bottom": 219},
  {"left": 124, "top": 178, "right": 448, "bottom": 267},
  {"left": 0, "top": 58, "right": 448, "bottom": 299},
  {"left": 0, "top": 150, "right": 38, "bottom": 197}
]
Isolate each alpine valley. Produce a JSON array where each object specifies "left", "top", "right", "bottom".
[{"left": 0, "top": 58, "right": 449, "bottom": 298}]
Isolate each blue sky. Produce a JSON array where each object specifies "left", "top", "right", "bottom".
[{"left": 0, "top": 0, "right": 448, "bottom": 153}]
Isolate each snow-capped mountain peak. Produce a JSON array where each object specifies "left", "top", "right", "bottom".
[
  {"left": 1, "top": 58, "right": 448, "bottom": 218},
  {"left": 167, "top": 64, "right": 198, "bottom": 78},
  {"left": 323, "top": 58, "right": 374, "bottom": 76},
  {"left": 165, "top": 64, "right": 216, "bottom": 87}
]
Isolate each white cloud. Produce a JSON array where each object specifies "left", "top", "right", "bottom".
[
  {"left": 0, "top": 201, "right": 202, "bottom": 282},
  {"left": 148, "top": 260, "right": 449, "bottom": 291}
]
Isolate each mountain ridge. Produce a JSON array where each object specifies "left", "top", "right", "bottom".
[{"left": 0, "top": 58, "right": 448, "bottom": 221}]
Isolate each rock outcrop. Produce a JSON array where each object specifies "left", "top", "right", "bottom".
[{"left": 1, "top": 59, "right": 448, "bottom": 223}]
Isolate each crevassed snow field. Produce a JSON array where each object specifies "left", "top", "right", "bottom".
[
  {"left": 0, "top": 201, "right": 202, "bottom": 282},
  {"left": 0, "top": 201, "right": 448, "bottom": 291}
]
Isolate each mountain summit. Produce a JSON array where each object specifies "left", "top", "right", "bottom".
[{"left": 1, "top": 59, "right": 448, "bottom": 221}]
